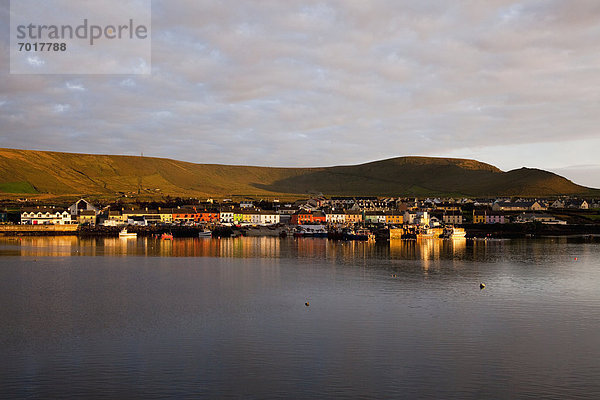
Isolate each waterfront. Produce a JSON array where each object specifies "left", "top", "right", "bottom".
[{"left": 1, "top": 237, "right": 600, "bottom": 399}]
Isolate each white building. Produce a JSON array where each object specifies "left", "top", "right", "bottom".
[
  {"left": 100, "top": 219, "right": 120, "bottom": 227},
  {"left": 404, "top": 211, "right": 429, "bottom": 226},
  {"left": 259, "top": 211, "right": 280, "bottom": 226},
  {"left": 68, "top": 199, "right": 98, "bottom": 216},
  {"left": 220, "top": 211, "right": 234, "bottom": 224},
  {"left": 277, "top": 206, "right": 300, "bottom": 215},
  {"left": 567, "top": 200, "right": 589, "bottom": 210},
  {"left": 493, "top": 201, "right": 546, "bottom": 211},
  {"left": 326, "top": 210, "right": 346, "bottom": 224},
  {"left": 240, "top": 211, "right": 262, "bottom": 225},
  {"left": 443, "top": 213, "right": 463, "bottom": 225},
  {"left": 21, "top": 208, "right": 73, "bottom": 225},
  {"left": 515, "top": 213, "right": 566, "bottom": 225},
  {"left": 330, "top": 197, "right": 355, "bottom": 208},
  {"left": 127, "top": 216, "right": 147, "bottom": 226},
  {"left": 429, "top": 216, "right": 441, "bottom": 227}
]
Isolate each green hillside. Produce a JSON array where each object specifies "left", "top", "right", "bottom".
[{"left": 0, "top": 148, "right": 596, "bottom": 198}]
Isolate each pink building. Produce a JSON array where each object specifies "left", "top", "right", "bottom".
[{"left": 485, "top": 213, "right": 505, "bottom": 224}]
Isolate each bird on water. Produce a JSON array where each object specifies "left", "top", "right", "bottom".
[{"left": 480, "top": 283, "right": 486, "bottom": 289}]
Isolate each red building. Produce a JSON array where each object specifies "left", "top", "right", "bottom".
[
  {"left": 291, "top": 210, "right": 314, "bottom": 225},
  {"left": 198, "top": 210, "right": 220, "bottom": 223},
  {"left": 291, "top": 210, "right": 326, "bottom": 225},
  {"left": 312, "top": 211, "right": 326, "bottom": 223}
]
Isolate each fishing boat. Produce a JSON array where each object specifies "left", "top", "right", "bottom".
[
  {"left": 293, "top": 225, "right": 327, "bottom": 238},
  {"left": 416, "top": 228, "right": 436, "bottom": 239},
  {"left": 118, "top": 228, "right": 137, "bottom": 238},
  {"left": 442, "top": 226, "right": 467, "bottom": 239},
  {"left": 449, "top": 227, "right": 466, "bottom": 239},
  {"left": 343, "top": 228, "right": 374, "bottom": 241},
  {"left": 199, "top": 230, "right": 212, "bottom": 238},
  {"left": 161, "top": 232, "right": 174, "bottom": 240}
]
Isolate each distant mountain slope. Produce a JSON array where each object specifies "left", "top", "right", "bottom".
[{"left": 0, "top": 148, "right": 596, "bottom": 197}]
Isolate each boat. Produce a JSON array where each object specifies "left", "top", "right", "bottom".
[
  {"left": 343, "top": 228, "right": 374, "bottom": 241},
  {"left": 415, "top": 227, "right": 444, "bottom": 238},
  {"left": 416, "top": 228, "right": 436, "bottom": 239},
  {"left": 442, "top": 226, "right": 466, "bottom": 239},
  {"left": 449, "top": 227, "right": 466, "bottom": 239},
  {"left": 161, "top": 232, "right": 174, "bottom": 240},
  {"left": 118, "top": 228, "right": 137, "bottom": 238},
  {"left": 199, "top": 230, "right": 212, "bottom": 238},
  {"left": 293, "top": 225, "right": 328, "bottom": 238},
  {"left": 293, "top": 227, "right": 307, "bottom": 238}
]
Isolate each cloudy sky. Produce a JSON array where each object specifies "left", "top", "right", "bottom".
[{"left": 1, "top": 0, "right": 600, "bottom": 187}]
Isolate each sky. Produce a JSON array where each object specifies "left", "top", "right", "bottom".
[{"left": 1, "top": 0, "right": 600, "bottom": 188}]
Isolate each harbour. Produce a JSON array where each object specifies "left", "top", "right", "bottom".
[{"left": 1, "top": 236, "right": 599, "bottom": 398}]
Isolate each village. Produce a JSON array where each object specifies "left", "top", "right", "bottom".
[{"left": 1, "top": 195, "right": 598, "bottom": 239}]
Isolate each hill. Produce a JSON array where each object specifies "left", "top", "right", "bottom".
[{"left": 0, "top": 148, "right": 596, "bottom": 198}]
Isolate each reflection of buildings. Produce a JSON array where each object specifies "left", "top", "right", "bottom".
[
  {"left": 389, "top": 238, "right": 467, "bottom": 267},
  {"left": 450, "top": 238, "right": 466, "bottom": 255},
  {"left": 95, "top": 237, "right": 146, "bottom": 256},
  {"left": 1, "top": 235, "right": 470, "bottom": 261},
  {"left": 228, "top": 237, "right": 280, "bottom": 259},
  {"left": 293, "top": 238, "right": 328, "bottom": 259},
  {"left": 292, "top": 238, "right": 381, "bottom": 263},
  {"left": 168, "top": 237, "right": 282, "bottom": 259},
  {"left": 389, "top": 239, "right": 441, "bottom": 261},
  {"left": 98, "top": 237, "right": 281, "bottom": 258},
  {"left": 10, "top": 236, "right": 79, "bottom": 256}
]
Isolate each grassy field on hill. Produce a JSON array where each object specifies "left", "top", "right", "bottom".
[
  {"left": 0, "top": 148, "right": 596, "bottom": 198},
  {"left": 0, "top": 181, "right": 38, "bottom": 194}
]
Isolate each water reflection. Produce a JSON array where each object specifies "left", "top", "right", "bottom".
[{"left": 0, "top": 236, "right": 592, "bottom": 264}]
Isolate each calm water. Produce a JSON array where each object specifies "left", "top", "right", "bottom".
[{"left": 1, "top": 236, "right": 599, "bottom": 399}]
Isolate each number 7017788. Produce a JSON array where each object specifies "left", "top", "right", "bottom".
[{"left": 18, "top": 42, "right": 67, "bottom": 51}]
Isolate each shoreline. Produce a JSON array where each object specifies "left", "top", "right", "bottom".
[{"left": 1, "top": 223, "right": 600, "bottom": 239}]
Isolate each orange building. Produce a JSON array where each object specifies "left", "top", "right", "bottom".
[
  {"left": 291, "top": 210, "right": 314, "bottom": 225},
  {"left": 173, "top": 211, "right": 198, "bottom": 223},
  {"left": 198, "top": 210, "right": 220, "bottom": 223},
  {"left": 385, "top": 212, "right": 403, "bottom": 225},
  {"left": 312, "top": 211, "right": 326, "bottom": 223}
]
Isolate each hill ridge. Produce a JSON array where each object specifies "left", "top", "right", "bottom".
[{"left": 0, "top": 148, "right": 596, "bottom": 197}]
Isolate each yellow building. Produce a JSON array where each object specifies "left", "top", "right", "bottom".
[
  {"left": 107, "top": 211, "right": 126, "bottom": 224},
  {"left": 77, "top": 210, "right": 97, "bottom": 225},
  {"left": 473, "top": 211, "right": 486, "bottom": 224},
  {"left": 345, "top": 211, "right": 363, "bottom": 224},
  {"left": 158, "top": 208, "right": 173, "bottom": 223},
  {"left": 233, "top": 210, "right": 244, "bottom": 224},
  {"left": 385, "top": 212, "right": 403, "bottom": 225},
  {"left": 241, "top": 210, "right": 261, "bottom": 224}
]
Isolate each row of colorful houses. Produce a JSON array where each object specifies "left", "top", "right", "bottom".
[
  {"left": 290, "top": 209, "right": 406, "bottom": 225},
  {"left": 21, "top": 204, "right": 567, "bottom": 227},
  {"left": 301, "top": 197, "right": 595, "bottom": 212},
  {"left": 110, "top": 208, "right": 407, "bottom": 226},
  {"left": 100, "top": 208, "right": 280, "bottom": 226},
  {"left": 18, "top": 194, "right": 589, "bottom": 227},
  {"left": 471, "top": 210, "right": 567, "bottom": 225},
  {"left": 19, "top": 205, "right": 409, "bottom": 227}
]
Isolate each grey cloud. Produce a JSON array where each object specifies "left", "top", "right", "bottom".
[{"left": 1, "top": 0, "right": 599, "bottom": 187}]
